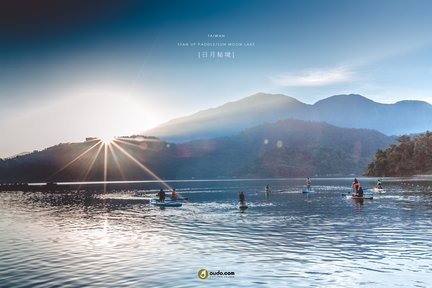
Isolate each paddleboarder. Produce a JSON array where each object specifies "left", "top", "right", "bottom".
[
  {"left": 171, "top": 188, "right": 177, "bottom": 201},
  {"left": 306, "top": 177, "right": 312, "bottom": 191},
  {"left": 158, "top": 189, "right": 166, "bottom": 202},
  {"left": 352, "top": 178, "right": 359, "bottom": 194},
  {"left": 377, "top": 179, "right": 383, "bottom": 189},
  {"left": 357, "top": 186, "right": 364, "bottom": 197},
  {"left": 239, "top": 191, "right": 245, "bottom": 205}
]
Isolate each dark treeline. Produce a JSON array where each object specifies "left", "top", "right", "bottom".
[{"left": 365, "top": 131, "right": 432, "bottom": 177}]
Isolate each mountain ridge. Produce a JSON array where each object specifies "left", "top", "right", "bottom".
[{"left": 145, "top": 93, "right": 432, "bottom": 141}]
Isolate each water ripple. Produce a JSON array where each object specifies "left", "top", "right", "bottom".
[{"left": 1, "top": 180, "right": 432, "bottom": 287}]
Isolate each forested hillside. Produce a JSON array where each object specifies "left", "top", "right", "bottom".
[{"left": 365, "top": 132, "right": 432, "bottom": 176}]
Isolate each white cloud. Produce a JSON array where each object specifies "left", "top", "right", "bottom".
[{"left": 270, "top": 67, "right": 355, "bottom": 87}]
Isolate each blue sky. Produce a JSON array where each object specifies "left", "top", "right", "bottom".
[{"left": 1, "top": 0, "right": 432, "bottom": 157}]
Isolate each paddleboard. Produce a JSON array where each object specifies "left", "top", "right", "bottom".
[
  {"left": 342, "top": 191, "right": 373, "bottom": 196},
  {"left": 238, "top": 201, "right": 248, "bottom": 209},
  {"left": 150, "top": 199, "right": 183, "bottom": 207},
  {"left": 302, "top": 189, "right": 316, "bottom": 193},
  {"left": 346, "top": 195, "right": 373, "bottom": 200},
  {"left": 165, "top": 196, "right": 188, "bottom": 201},
  {"left": 371, "top": 188, "right": 386, "bottom": 193}
]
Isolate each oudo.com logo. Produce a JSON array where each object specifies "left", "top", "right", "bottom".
[
  {"left": 197, "top": 268, "right": 235, "bottom": 280},
  {"left": 198, "top": 268, "right": 209, "bottom": 280}
]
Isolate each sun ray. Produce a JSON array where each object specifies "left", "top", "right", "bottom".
[
  {"left": 103, "top": 143, "right": 108, "bottom": 193},
  {"left": 76, "top": 143, "right": 104, "bottom": 191},
  {"left": 111, "top": 141, "right": 172, "bottom": 190},
  {"left": 111, "top": 140, "right": 188, "bottom": 203},
  {"left": 108, "top": 144, "right": 126, "bottom": 181},
  {"left": 48, "top": 140, "right": 102, "bottom": 180}
]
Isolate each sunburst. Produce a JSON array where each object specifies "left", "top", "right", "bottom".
[{"left": 52, "top": 136, "right": 185, "bottom": 201}]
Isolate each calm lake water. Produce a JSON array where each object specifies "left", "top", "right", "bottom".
[{"left": 1, "top": 178, "right": 431, "bottom": 287}]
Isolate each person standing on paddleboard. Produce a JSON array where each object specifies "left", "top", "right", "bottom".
[
  {"left": 306, "top": 178, "right": 312, "bottom": 191},
  {"left": 357, "top": 186, "right": 364, "bottom": 197},
  {"left": 158, "top": 189, "right": 166, "bottom": 202},
  {"left": 239, "top": 191, "right": 245, "bottom": 205},
  {"left": 352, "top": 178, "right": 359, "bottom": 194},
  {"left": 377, "top": 179, "right": 383, "bottom": 189}
]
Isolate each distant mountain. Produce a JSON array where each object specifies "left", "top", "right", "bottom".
[
  {"left": 144, "top": 93, "right": 432, "bottom": 141},
  {"left": 309, "top": 94, "right": 432, "bottom": 134},
  {"left": 146, "top": 93, "right": 309, "bottom": 142},
  {"left": 0, "top": 120, "right": 395, "bottom": 182}
]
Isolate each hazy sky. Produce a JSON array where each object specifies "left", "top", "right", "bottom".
[{"left": 1, "top": 0, "right": 432, "bottom": 158}]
